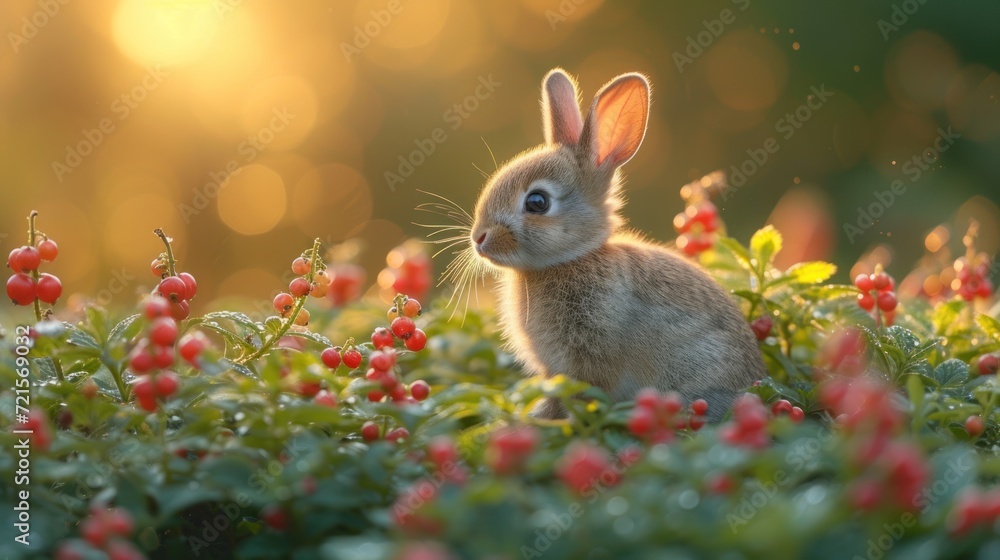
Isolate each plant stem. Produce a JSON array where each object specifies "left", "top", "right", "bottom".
[
  {"left": 238, "top": 238, "right": 321, "bottom": 364},
  {"left": 153, "top": 228, "right": 177, "bottom": 276},
  {"left": 27, "top": 211, "right": 42, "bottom": 323}
]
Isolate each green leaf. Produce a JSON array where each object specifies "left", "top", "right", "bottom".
[
  {"left": 778, "top": 261, "right": 837, "bottom": 285},
  {"left": 66, "top": 325, "right": 101, "bottom": 350},
  {"left": 886, "top": 326, "right": 920, "bottom": 354},
  {"left": 749, "top": 225, "right": 782, "bottom": 269},
  {"left": 718, "top": 237, "right": 753, "bottom": 272},
  {"left": 977, "top": 314, "right": 1000, "bottom": 342},
  {"left": 285, "top": 329, "right": 332, "bottom": 347},
  {"left": 199, "top": 310, "right": 264, "bottom": 335},
  {"left": 199, "top": 321, "right": 258, "bottom": 352},
  {"left": 933, "top": 359, "right": 971, "bottom": 388},
  {"left": 933, "top": 300, "right": 965, "bottom": 334},
  {"left": 108, "top": 313, "right": 142, "bottom": 342}
]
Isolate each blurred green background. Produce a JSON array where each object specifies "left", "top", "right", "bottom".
[{"left": 1, "top": 0, "right": 999, "bottom": 319}]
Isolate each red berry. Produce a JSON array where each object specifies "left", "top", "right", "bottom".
[
  {"left": 343, "top": 348, "right": 363, "bottom": 369},
  {"left": 872, "top": 272, "right": 891, "bottom": 291},
  {"left": 291, "top": 257, "right": 310, "bottom": 275},
  {"left": 133, "top": 376, "right": 156, "bottom": 400},
  {"left": 771, "top": 399, "right": 793, "bottom": 416},
  {"left": 6, "top": 273, "right": 36, "bottom": 305},
  {"left": 789, "top": 406, "right": 805, "bottom": 423},
  {"left": 106, "top": 509, "right": 134, "bottom": 536},
  {"left": 314, "top": 390, "right": 337, "bottom": 407},
  {"left": 129, "top": 346, "right": 154, "bottom": 373},
  {"left": 706, "top": 473, "right": 734, "bottom": 494},
  {"left": 688, "top": 416, "right": 706, "bottom": 431},
  {"left": 409, "top": 380, "right": 430, "bottom": 401},
  {"left": 260, "top": 504, "right": 289, "bottom": 531},
  {"left": 80, "top": 517, "right": 108, "bottom": 548},
  {"left": 402, "top": 298, "right": 422, "bottom": 317},
  {"left": 369, "top": 349, "right": 396, "bottom": 371},
  {"left": 292, "top": 307, "right": 310, "bottom": 326},
  {"left": 850, "top": 480, "right": 882, "bottom": 511},
  {"left": 7, "top": 248, "right": 24, "bottom": 272},
  {"left": 691, "top": 399, "right": 709, "bottom": 416},
  {"left": 169, "top": 300, "right": 190, "bottom": 321},
  {"left": 321, "top": 347, "right": 342, "bottom": 369},
  {"left": 16, "top": 246, "right": 41, "bottom": 271},
  {"left": 977, "top": 354, "right": 999, "bottom": 376},
  {"left": 178, "top": 272, "right": 198, "bottom": 300},
  {"left": 289, "top": 277, "right": 311, "bottom": 298},
  {"left": 297, "top": 380, "right": 322, "bottom": 398},
  {"left": 151, "top": 344, "right": 174, "bottom": 368},
  {"left": 309, "top": 281, "right": 328, "bottom": 298},
  {"left": 966, "top": 415, "right": 985, "bottom": 437},
  {"left": 150, "top": 258, "right": 167, "bottom": 278},
  {"left": 144, "top": 295, "right": 170, "bottom": 319},
  {"left": 556, "top": 442, "right": 618, "bottom": 494},
  {"left": 157, "top": 276, "right": 187, "bottom": 302},
  {"left": 367, "top": 390, "right": 385, "bottom": 402},
  {"left": 486, "top": 426, "right": 539, "bottom": 474},
  {"left": 372, "top": 327, "right": 395, "bottom": 349},
  {"left": 427, "top": 437, "right": 459, "bottom": 467},
  {"left": 179, "top": 332, "right": 208, "bottom": 364},
  {"left": 361, "top": 421, "right": 381, "bottom": 441},
  {"left": 273, "top": 292, "right": 294, "bottom": 315},
  {"left": 155, "top": 371, "right": 179, "bottom": 397},
  {"left": 750, "top": 316, "right": 773, "bottom": 341},
  {"left": 37, "top": 239, "right": 58, "bottom": 262},
  {"left": 385, "top": 427, "right": 410, "bottom": 442},
  {"left": 391, "top": 316, "right": 416, "bottom": 339},
  {"left": 877, "top": 291, "right": 898, "bottom": 312},
  {"left": 659, "top": 393, "right": 683, "bottom": 415},
  {"left": 404, "top": 329, "right": 427, "bottom": 351},
  {"left": 857, "top": 292, "right": 875, "bottom": 311},
  {"left": 627, "top": 407, "right": 655, "bottom": 436},
  {"left": 150, "top": 317, "right": 179, "bottom": 346},
  {"left": 854, "top": 274, "right": 874, "bottom": 292},
  {"left": 389, "top": 384, "right": 407, "bottom": 402},
  {"left": 635, "top": 388, "right": 659, "bottom": 409},
  {"left": 81, "top": 378, "right": 98, "bottom": 400}
]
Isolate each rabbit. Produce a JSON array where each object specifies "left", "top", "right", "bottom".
[{"left": 468, "top": 68, "right": 766, "bottom": 421}]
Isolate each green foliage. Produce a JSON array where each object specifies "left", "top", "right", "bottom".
[{"left": 2, "top": 231, "right": 1000, "bottom": 560}]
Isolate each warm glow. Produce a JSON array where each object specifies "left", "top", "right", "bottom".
[{"left": 217, "top": 164, "right": 287, "bottom": 235}]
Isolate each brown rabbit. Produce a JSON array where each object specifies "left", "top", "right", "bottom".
[{"left": 469, "top": 68, "right": 766, "bottom": 420}]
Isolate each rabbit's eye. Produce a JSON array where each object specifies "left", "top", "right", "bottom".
[{"left": 524, "top": 191, "right": 550, "bottom": 214}]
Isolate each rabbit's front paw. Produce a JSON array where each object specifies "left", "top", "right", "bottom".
[{"left": 529, "top": 397, "right": 568, "bottom": 420}]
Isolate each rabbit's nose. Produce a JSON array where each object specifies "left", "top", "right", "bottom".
[{"left": 474, "top": 232, "right": 487, "bottom": 245}]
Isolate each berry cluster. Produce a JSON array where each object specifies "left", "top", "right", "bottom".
[
  {"left": 271, "top": 251, "right": 329, "bottom": 327},
  {"left": 816, "top": 327, "right": 867, "bottom": 377},
  {"left": 360, "top": 420, "right": 410, "bottom": 443},
  {"left": 150, "top": 269, "right": 198, "bottom": 321},
  {"left": 57, "top": 507, "right": 144, "bottom": 560},
  {"left": 674, "top": 200, "right": 719, "bottom": 257},
  {"left": 769, "top": 398, "right": 805, "bottom": 422},
  {"left": 953, "top": 256, "right": 994, "bottom": 301},
  {"left": 379, "top": 240, "right": 433, "bottom": 302},
  {"left": 485, "top": 425, "right": 539, "bottom": 474},
  {"left": 555, "top": 441, "right": 621, "bottom": 494},
  {"left": 847, "top": 441, "right": 929, "bottom": 512},
  {"left": 6, "top": 226, "right": 61, "bottom": 307},
  {"left": 949, "top": 489, "right": 1000, "bottom": 535},
  {"left": 426, "top": 436, "right": 468, "bottom": 484},
  {"left": 719, "top": 394, "right": 770, "bottom": 449},
  {"left": 127, "top": 297, "right": 207, "bottom": 411},
  {"left": 626, "top": 389, "right": 707, "bottom": 443},
  {"left": 854, "top": 271, "right": 898, "bottom": 325},
  {"left": 821, "top": 378, "right": 906, "bottom": 469}
]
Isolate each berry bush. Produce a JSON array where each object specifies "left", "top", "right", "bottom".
[{"left": 3, "top": 207, "right": 1000, "bottom": 560}]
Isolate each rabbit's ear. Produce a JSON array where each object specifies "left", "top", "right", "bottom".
[
  {"left": 541, "top": 68, "right": 583, "bottom": 146},
  {"left": 580, "top": 73, "right": 649, "bottom": 169}
]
